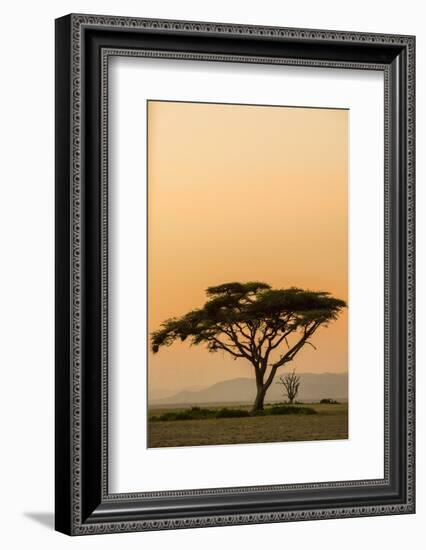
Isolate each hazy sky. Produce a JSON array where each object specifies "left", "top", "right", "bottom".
[{"left": 147, "top": 100, "right": 348, "bottom": 394}]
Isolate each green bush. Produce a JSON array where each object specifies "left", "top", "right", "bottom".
[
  {"left": 260, "top": 404, "right": 317, "bottom": 416},
  {"left": 151, "top": 407, "right": 214, "bottom": 421},
  {"left": 151, "top": 404, "right": 316, "bottom": 421},
  {"left": 151, "top": 406, "right": 252, "bottom": 421},
  {"left": 215, "top": 408, "right": 250, "bottom": 418}
]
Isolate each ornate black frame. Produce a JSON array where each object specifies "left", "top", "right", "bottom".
[{"left": 55, "top": 14, "right": 415, "bottom": 535}]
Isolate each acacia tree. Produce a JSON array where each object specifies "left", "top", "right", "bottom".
[
  {"left": 151, "top": 282, "right": 346, "bottom": 413},
  {"left": 277, "top": 370, "right": 301, "bottom": 404}
]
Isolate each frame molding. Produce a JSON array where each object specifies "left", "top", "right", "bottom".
[{"left": 55, "top": 13, "right": 415, "bottom": 535}]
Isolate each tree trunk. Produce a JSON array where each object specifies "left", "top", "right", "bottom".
[
  {"left": 251, "top": 383, "right": 267, "bottom": 414},
  {"left": 251, "top": 365, "right": 280, "bottom": 413}
]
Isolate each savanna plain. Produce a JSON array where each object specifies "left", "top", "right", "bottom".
[{"left": 148, "top": 402, "right": 348, "bottom": 448}]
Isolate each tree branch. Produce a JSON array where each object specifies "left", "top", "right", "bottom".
[
  {"left": 222, "top": 325, "right": 253, "bottom": 361},
  {"left": 210, "top": 336, "right": 245, "bottom": 359}
]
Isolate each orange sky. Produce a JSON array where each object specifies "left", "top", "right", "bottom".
[{"left": 147, "top": 100, "right": 348, "bottom": 395}]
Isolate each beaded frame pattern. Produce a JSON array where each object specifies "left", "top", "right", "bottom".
[{"left": 68, "top": 14, "right": 415, "bottom": 535}]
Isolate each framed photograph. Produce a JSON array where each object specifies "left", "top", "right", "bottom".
[{"left": 55, "top": 14, "right": 415, "bottom": 535}]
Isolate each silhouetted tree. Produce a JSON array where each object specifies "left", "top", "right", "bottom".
[
  {"left": 277, "top": 369, "right": 301, "bottom": 404},
  {"left": 151, "top": 282, "right": 346, "bottom": 413}
]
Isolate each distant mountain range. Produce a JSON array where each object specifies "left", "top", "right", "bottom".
[{"left": 149, "top": 372, "right": 348, "bottom": 407}]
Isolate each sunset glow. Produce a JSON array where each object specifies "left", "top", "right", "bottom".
[{"left": 147, "top": 100, "right": 348, "bottom": 396}]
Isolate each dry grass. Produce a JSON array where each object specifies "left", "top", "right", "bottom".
[{"left": 147, "top": 403, "right": 348, "bottom": 448}]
